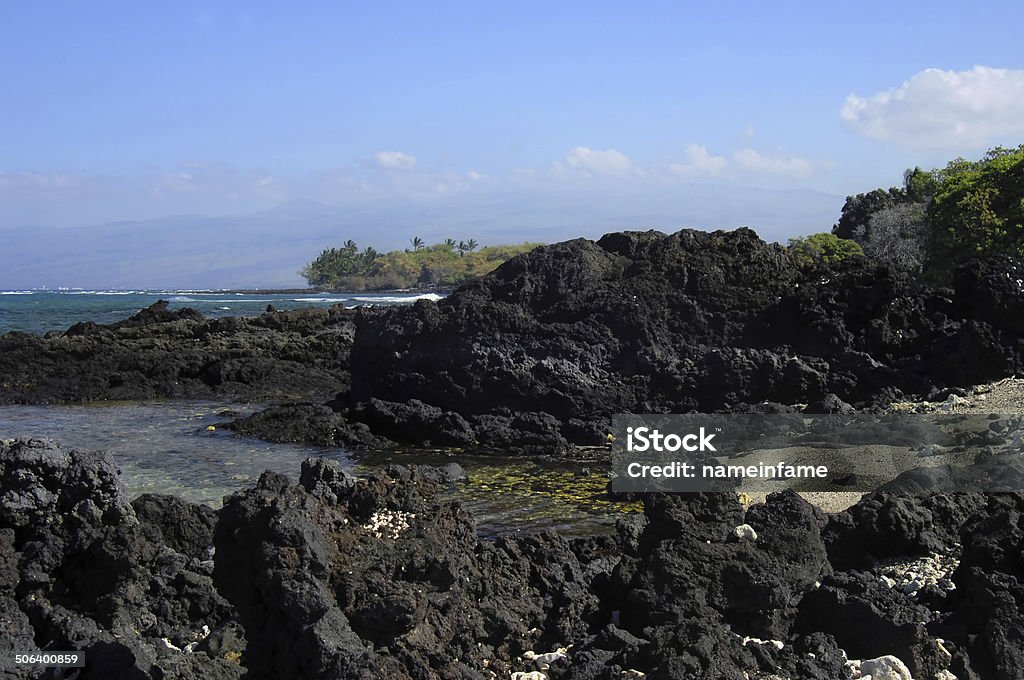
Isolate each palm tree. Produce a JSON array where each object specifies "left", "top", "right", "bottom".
[
  {"left": 457, "top": 240, "right": 468, "bottom": 256},
  {"left": 466, "top": 238, "right": 479, "bottom": 252},
  {"left": 410, "top": 236, "right": 424, "bottom": 251},
  {"left": 444, "top": 238, "right": 457, "bottom": 251}
]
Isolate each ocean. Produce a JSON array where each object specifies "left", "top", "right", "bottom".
[{"left": 0, "top": 289, "right": 443, "bottom": 335}]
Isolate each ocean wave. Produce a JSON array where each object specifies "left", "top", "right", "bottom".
[
  {"left": 352, "top": 293, "right": 443, "bottom": 304},
  {"left": 159, "top": 289, "right": 221, "bottom": 294},
  {"left": 0, "top": 291, "right": 34, "bottom": 295},
  {"left": 206, "top": 298, "right": 274, "bottom": 303},
  {"left": 170, "top": 297, "right": 279, "bottom": 304},
  {"left": 293, "top": 297, "right": 350, "bottom": 303},
  {"left": 64, "top": 290, "right": 142, "bottom": 295}
]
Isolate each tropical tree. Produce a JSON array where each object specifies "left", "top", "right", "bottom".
[
  {"left": 789, "top": 233, "right": 865, "bottom": 266},
  {"left": 301, "top": 239, "right": 542, "bottom": 289},
  {"left": 410, "top": 236, "right": 424, "bottom": 251},
  {"left": 926, "top": 145, "right": 1024, "bottom": 276}
]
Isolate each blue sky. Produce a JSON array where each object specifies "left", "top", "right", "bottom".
[{"left": 2, "top": 1, "right": 1023, "bottom": 286}]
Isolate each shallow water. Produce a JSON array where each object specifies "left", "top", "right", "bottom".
[{"left": 0, "top": 401, "right": 627, "bottom": 536}]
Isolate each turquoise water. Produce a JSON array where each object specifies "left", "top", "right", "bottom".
[{"left": 0, "top": 289, "right": 442, "bottom": 335}]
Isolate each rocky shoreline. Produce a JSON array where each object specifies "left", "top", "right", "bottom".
[
  {"left": 235, "top": 228, "right": 1024, "bottom": 455},
  {"left": 3, "top": 227, "right": 1024, "bottom": 678},
  {"left": 2, "top": 438, "right": 1022, "bottom": 679},
  {"left": 0, "top": 301, "right": 357, "bottom": 404},
  {"left": 4, "top": 229, "right": 1023, "bottom": 457}
]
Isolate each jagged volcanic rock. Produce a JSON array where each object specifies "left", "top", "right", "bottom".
[
  {"left": 267, "top": 228, "right": 1023, "bottom": 452},
  {"left": 5, "top": 437, "right": 1023, "bottom": 678},
  {"left": 0, "top": 438, "right": 242, "bottom": 679},
  {"left": 951, "top": 493, "right": 1024, "bottom": 679},
  {"left": 0, "top": 302, "right": 356, "bottom": 404},
  {"left": 213, "top": 458, "right": 604, "bottom": 679}
]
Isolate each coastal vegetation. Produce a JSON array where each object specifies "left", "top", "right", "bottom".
[
  {"left": 300, "top": 239, "right": 541, "bottom": 290},
  {"left": 787, "top": 232, "right": 864, "bottom": 266},
  {"left": 831, "top": 144, "right": 1024, "bottom": 280}
]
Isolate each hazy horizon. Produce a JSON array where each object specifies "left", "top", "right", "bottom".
[{"left": 3, "top": 2, "right": 1023, "bottom": 287}]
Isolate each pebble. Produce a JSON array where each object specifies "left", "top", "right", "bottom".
[
  {"left": 877, "top": 551, "right": 959, "bottom": 597},
  {"left": 935, "top": 638, "right": 953, "bottom": 666},
  {"left": 523, "top": 649, "right": 568, "bottom": 670},
  {"left": 859, "top": 654, "right": 913, "bottom": 680},
  {"left": 741, "top": 636, "right": 784, "bottom": 650},
  {"left": 734, "top": 524, "right": 758, "bottom": 541},
  {"left": 362, "top": 509, "right": 415, "bottom": 540},
  {"left": 940, "top": 394, "right": 971, "bottom": 411}
]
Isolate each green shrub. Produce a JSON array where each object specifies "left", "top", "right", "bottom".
[{"left": 788, "top": 233, "right": 865, "bottom": 266}]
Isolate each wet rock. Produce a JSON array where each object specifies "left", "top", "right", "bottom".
[
  {"left": 227, "top": 402, "right": 367, "bottom": 446},
  {"left": 348, "top": 397, "right": 476, "bottom": 446}
]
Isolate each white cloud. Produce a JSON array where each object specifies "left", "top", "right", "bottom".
[
  {"left": 669, "top": 144, "right": 728, "bottom": 177},
  {"left": 0, "top": 172, "right": 86, "bottom": 196},
  {"left": 374, "top": 150, "right": 417, "bottom": 170},
  {"left": 144, "top": 162, "right": 283, "bottom": 201},
  {"left": 669, "top": 145, "right": 817, "bottom": 179},
  {"left": 731, "top": 148, "right": 814, "bottom": 177},
  {"left": 558, "top": 146, "right": 634, "bottom": 175},
  {"left": 841, "top": 66, "right": 1024, "bottom": 149}
]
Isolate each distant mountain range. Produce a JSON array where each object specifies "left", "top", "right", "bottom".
[{"left": 0, "top": 186, "right": 843, "bottom": 289}]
